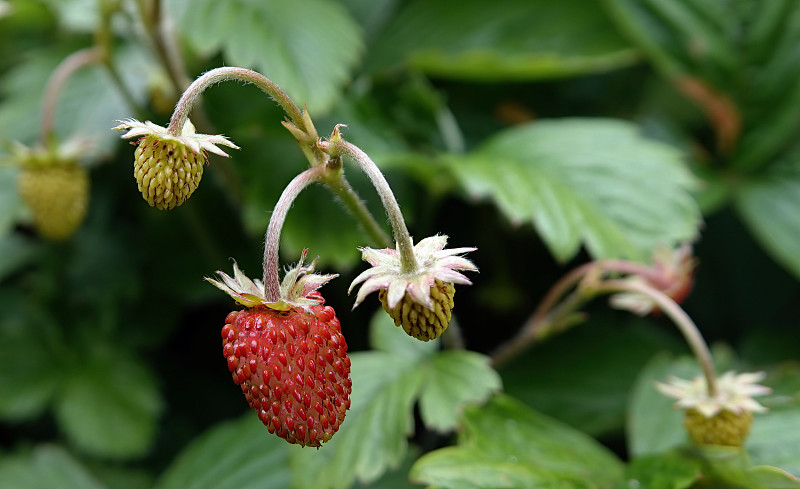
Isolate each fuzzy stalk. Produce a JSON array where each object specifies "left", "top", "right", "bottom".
[
  {"left": 491, "top": 259, "right": 667, "bottom": 367},
  {"left": 137, "top": 0, "right": 191, "bottom": 92},
  {"left": 598, "top": 279, "right": 718, "bottom": 397},
  {"left": 167, "top": 67, "right": 305, "bottom": 137},
  {"left": 262, "top": 165, "right": 328, "bottom": 302},
  {"left": 166, "top": 68, "right": 392, "bottom": 252},
  {"left": 320, "top": 135, "right": 419, "bottom": 273},
  {"left": 41, "top": 47, "right": 102, "bottom": 144}
]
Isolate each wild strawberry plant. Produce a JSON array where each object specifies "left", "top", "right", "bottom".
[{"left": 1, "top": 1, "right": 799, "bottom": 489}]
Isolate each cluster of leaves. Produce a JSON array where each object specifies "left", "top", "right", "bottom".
[{"left": 0, "top": 0, "right": 799, "bottom": 488}]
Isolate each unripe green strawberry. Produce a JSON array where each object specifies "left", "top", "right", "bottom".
[
  {"left": 379, "top": 279, "right": 455, "bottom": 341},
  {"left": 7, "top": 139, "right": 90, "bottom": 241},
  {"left": 114, "top": 118, "right": 238, "bottom": 210},
  {"left": 222, "top": 291, "right": 351, "bottom": 447},
  {"left": 657, "top": 371, "right": 771, "bottom": 448},
  {"left": 350, "top": 235, "right": 477, "bottom": 342},
  {"left": 134, "top": 139, "right": 203, "bottom": 210},
  {"left": 18, "top": 163, "right": 89, "bottom": 240},
  {"left": 684, "top": 408, "right": 753, "bottom": 447}
]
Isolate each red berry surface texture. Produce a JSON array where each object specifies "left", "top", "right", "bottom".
[{"left": 222, "top": 292, "right": 351, "bottom": 447}]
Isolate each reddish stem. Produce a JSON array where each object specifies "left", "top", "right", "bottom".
[{"left": 262, "top": 166, "right": 327, "bottom": 301}]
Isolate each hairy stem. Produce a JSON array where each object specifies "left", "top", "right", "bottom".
[
  {"left": 134, "top": 0, "right": 190, "bottom": 92},
  {"left": 263, "top": 166, "right": 328, "bottom": 302},
  {"left": 598, "top": 279, "right": 718, "bottom": 397},
  {"left": 162, "top": 63, "right": 395, "bottom": 252},
  {"left": 153, "top": 0, "right": 192, "bottom": 91},
  {"left": 490, "top": 259, "right": 664, "bottom": 367},
  {"left": 168, "top": 67, "right": 304, "bottom": 136},
  {"left": 321, "top": 135, "right": 418, "bottom": 272},
  {"left": 41, "top": 48, "right": 102, "bottom": 144}
]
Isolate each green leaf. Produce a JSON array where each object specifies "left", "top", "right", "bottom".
[
  {"left": 172, "top": 0, "right": 363, "bottom": 112},
  {"left": 337, "top": 0, "right": 399, "bottom": 36},
  {"left": 735, "top": 159, "right": 800, "bottom": 280},
  {"left": 368, "top": 309, "right": 438, "bottom": 358},
  {"left": 0, "top": 453, "right": 38, "bottom": 489},
  {"left": 0, "top": 445, "right": 108, "bottom": 489},
  {"left": 367, "top": 0, "right": 637, "bottom": 80},
  {"left": 745, "top": 465, "right": 800, "bottom": 489},
  {"left": 446, "top": 119, "right": 700, "bottom": 262},
  {"left": 626, "top": 353, "right": 697, "bottom": 457},
  {"left": 55, "top": 353, "right": 163, "bottom": 459},
  {"left": 0, "top": 299, "right": 60, "bottom": 421},
  {"left": 627, "top": 451, "right": 702, "bottom": 489},
  {"left": 410, "top": 394, "right": 625, "bottom": 489},
  {"left": 501, "top": 317, "right": 684, "bottom": 437},
  {"left": 692, "top": 444, "right": 753, "bottom": 486},
  {"left": 748, "top": 407, "right": 800, "bottom": 477},
  {"left": 41, "top": 0, "right": 98, "bottom": 32},
  {"left": 0, "top": 234, "right": 41, "bottom": 290},
  {"left": 362, "top": 447, "right": 426, "bottom": 489},
  {"left": 290, "top": 350, "right": 425, "bottom": 489},
  {"left": 31, "top": 446, "right": 108, "bottom": 489},
  {"left": 418, "top": 351, "right": 502, "bottom": 432},
  {"left": 84, "top": 463, "right": 154, "bottom": 489},
  {"left": 154, "top": 415, "right": 291, "bottom": 489},
  {"left": 604, "top": 0, "right": 800, "bottom": 172},
  {"left": 603, "top": 0, "right": 737, "bottom": 78},
  {"left": 0, "top": 166, "right": 24, "bottom": 239},
  {"left": 290, "top": 312, "right": 501, "bottom": 489}
]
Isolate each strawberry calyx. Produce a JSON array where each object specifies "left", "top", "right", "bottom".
[
  {"left": 349, "top": 234, "right": 477, "bottom": 310},
  {"left": 114, "top": 118, "right": 239, "bottom": 160},
  {"left": 206, "top": 249, "right": 338, "bottom": 311},
  {"left": 3, "top": 138, "right": 83, "bottom": 169}
]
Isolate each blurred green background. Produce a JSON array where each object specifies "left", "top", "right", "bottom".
[{"left": 1, "top": 1, "right": 799, "bottom": 488}]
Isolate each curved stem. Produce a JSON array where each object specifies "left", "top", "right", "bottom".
[
  {"left": 41, "top": 47, "right": 102, "bottom": 144},
  {"left": 490, "top": 259, "right": 665, "bottom": 367},
  {"left": 321, "top": 137, "right": 418, "bottom": 272},
  {"left": 146, "top": 0, "right": 191, "bottom": 92},
  {"left": 262, "top": 166, "right": 327, "bottom": 302},
  {"left": 599, "top": 279, "right": 718, "bottom": 397},
  {"left": 167, "top": 67, "right": 304, "bottom": 136}
]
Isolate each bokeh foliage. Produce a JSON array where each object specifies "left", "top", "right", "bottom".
[{"left": 1, "top": 1, "right": 799, "bottom": 488}]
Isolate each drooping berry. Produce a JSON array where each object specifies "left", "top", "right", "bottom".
[
  {"left": 657, "top": 371, "right": 771, "bottom": 448},
  {"left": 8, "top": 140, "right": 89, "bottom": 241},
  {"left": 379, "top": 279, "right": 455, "bottom": 342},
  {"left": 207, "top": 254, "right": 350, "bottom": 447},
  {"left": 222, "top": 295, "right": 351, "bottom": 446},
  {"left": 114, "top": 118, "right": 238, "bottom": 210},
  {"left": 18, "top": 164, "right": 89, "bottom": 240},
  {"left": 133, "top": 139, "right": 203, "bottom": 210},
  {"left": 350, "top": 234, "right": 477, "bottom": 341}
]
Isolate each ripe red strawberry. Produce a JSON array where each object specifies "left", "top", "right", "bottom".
[
  {"left": 221, "top": 292, "right": 351, "bottom": 446},
  {"left": 207, "top": 254, "right": 351, "bottom": 447}
]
